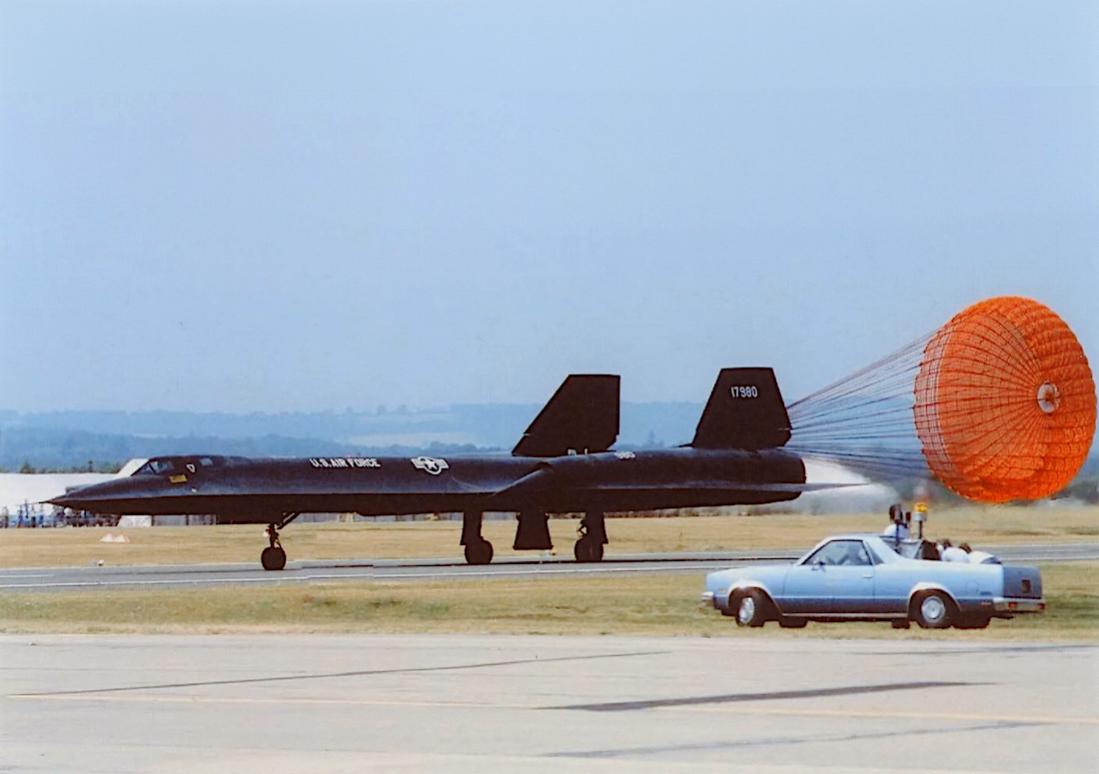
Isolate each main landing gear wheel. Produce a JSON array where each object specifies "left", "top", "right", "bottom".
[
  {"left": 574, "top": 536, "right": 604, "bottom": 563},
  {"left": 574, "top": 511, "right": 606, "bottom": 563},
  {"left": 464, "top": 539, "right": 494, "bottom": 565}
]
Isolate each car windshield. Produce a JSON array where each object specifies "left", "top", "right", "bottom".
[{"left": 803, "top": 540, "right": 872, "bottom": 566}]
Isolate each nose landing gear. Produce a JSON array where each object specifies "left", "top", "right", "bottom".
[{"left": 260, "top": 513, "right": 299, "bottom": 571}]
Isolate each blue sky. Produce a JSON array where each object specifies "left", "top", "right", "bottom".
[{"left": 2, "top": 1, "right": 1096, "bottom": 412}]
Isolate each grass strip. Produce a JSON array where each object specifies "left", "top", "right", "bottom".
[{"left": 2, "top": 563, "right": 1095, "bottom": 640}]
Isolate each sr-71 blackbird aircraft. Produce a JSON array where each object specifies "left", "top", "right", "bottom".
[{"left": 51, "top": 368, "right": 839, "bottom": 570}]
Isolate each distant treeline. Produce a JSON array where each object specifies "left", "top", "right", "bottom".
[
  {"left": 0, "top": 403, "right": 703, "bottom": 470},
  {"left": 0, "top": 426, "right": 496, "bottom": 471},
  {"left": 0, "top": 403, "right": 702, "bottom": 449},
  {"left": 4, "top": 460, "right": 124, "bottom": 474}
]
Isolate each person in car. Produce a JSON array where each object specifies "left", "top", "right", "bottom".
[
  {"left": 959, "top": 542, "right": 1000, "bottom": 564},
  {"left": 881, "top": 504, "right": 910, "bottom": 541},
  {"left": 939, "top": 538, "right": 969, "bottom": 563}
]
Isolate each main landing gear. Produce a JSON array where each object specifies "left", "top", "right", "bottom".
[
  {"left": 574, "top": 510, "right": 606, "bottom": 563},
  {"left": 260, "top": 513, "right": 299, "bottom": 571},
  {"left": 459, "top": 509, "right": 608, "bottom": 566},
  {"left": 461, "top": 511, "right": 494, "bottom": 565}
]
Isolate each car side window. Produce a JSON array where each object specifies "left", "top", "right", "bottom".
[{"left": 805, "top": 540, "right": 871, "bottom": 567}]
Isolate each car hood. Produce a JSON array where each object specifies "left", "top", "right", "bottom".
[{"left": 705, "top": 563, "right": 792, "bottom": 594}]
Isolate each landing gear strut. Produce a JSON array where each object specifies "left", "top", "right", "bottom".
[
  {"left": 461, "top": 510, "right": 494, "bottom": 565},
  {"left": 574, "top": 510, "right": 606, "bottom": 563},
  {"left": 260, "top": 513, "right": 299, "bottom": 571}
]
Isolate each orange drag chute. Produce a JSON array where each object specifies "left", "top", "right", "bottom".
[{"left": 913, "top": 296, "right": 1096, "bottom": 502}]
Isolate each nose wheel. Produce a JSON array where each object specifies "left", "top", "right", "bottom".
[
  {"left": 260, "top": 514, "right": 299, "bottom": 571},
  {"left": 261, "top": 544, "right": 286, "bottom": 571}
]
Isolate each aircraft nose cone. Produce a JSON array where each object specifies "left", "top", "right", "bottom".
[
  {"left": 46, "top": 491, "right": 91, "bottom": 509},
  {"left": 45, "top": 479, "right": 127, "bottom": 510}
]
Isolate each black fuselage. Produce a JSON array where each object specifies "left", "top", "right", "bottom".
[{"left": 51, "top": 447, "right": 807, "bottom": 523}]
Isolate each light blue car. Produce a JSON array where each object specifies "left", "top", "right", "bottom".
[{"left": 702, "top": 534, "right": 1045, "bottom": 630}]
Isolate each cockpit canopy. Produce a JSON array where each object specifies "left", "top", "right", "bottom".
[{"left": 132, "top": 456, "right": 244, "bottom": 476}]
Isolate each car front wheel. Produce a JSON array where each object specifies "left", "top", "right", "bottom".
[{"left": 733, "top": 590, "right": 769, "bottom": 628}]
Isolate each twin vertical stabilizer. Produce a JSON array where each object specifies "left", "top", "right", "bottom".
[
  {"left": 513, "top": 368, "right": 791, "bottom": 457},
  {"left": 690, "top": 367, "right": 791, "bottom": 449},
  {"left": 512, "top": 375, "right": 621, "bottom": 457}
]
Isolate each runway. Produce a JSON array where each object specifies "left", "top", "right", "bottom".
[
  {"left": 2, "top": 633, "right": 1096, "bottom": 772},
  {"left": 2, "top": 543, "right": 1097, "bottom": 592}
]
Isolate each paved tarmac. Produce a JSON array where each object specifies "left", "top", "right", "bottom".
[
  {"left": 2, "top": 543, "right": 1097, "bottom": 592},
  {"left": 1, "top": 633, "right": 1096, "bottom": 772}
]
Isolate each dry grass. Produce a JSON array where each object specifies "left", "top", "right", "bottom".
[
  {"left": 1, "top": 562, "right": 1095, "bottom": 639},
  {"left": 1, "top": 504, "right": 1096, "bottom": 569}
]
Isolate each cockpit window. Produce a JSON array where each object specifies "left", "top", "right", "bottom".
[
  {"left": 133, "top": 456, "right": 231, "bottom": 475},
  {"left": 134, "top": 459, "right": 178, "bottom": 475}
]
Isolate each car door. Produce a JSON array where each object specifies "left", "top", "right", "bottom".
[
  {"left": 868, "top": 560, "right": 914, "bottom": 615},
  {"left": 781, "top": 539, "right": 875, "bottom": 615}
]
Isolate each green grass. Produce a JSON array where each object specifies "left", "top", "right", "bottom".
[{"left": 2, "top": 562, "right": 1095, "bottom": 640}]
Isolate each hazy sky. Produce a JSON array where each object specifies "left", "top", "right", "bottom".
[{"left": 2, "top": 1, "right": 1096, "bottom": 412}]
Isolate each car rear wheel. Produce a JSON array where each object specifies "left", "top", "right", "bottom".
[
  {"left": 733, "top": 590, "right": 769, "bottom": 628},
  {"left": 913, "top": 591, "right": 953, "bottom": 629}
]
